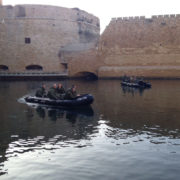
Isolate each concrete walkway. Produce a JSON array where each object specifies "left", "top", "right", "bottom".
[
  {"left": 0, "top": 72, "right": 68, "bottom": 80},
  {"left": 0, "top": 72, "right": 68, "bottom": 76}
]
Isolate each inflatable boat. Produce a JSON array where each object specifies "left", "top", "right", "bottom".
[
  {"left": 121, "top": 80, "right": 151, "bottom": 88},
  {"left": 24, "top": 94, "right": 94, "bottom": 107}
]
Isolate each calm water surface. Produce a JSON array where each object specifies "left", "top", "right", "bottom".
[{"left": 0, "top": 80, "right": 180, "bottom": 180}]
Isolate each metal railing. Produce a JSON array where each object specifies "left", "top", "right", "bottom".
[{"left": 0, "top": 71, "right": 68, "bottom": 77}]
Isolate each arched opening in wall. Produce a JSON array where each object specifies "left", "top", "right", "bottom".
[
  {"left": 75, "top": 72, "right": 98, "bottom": 80},
  {"left": 0, "top": 65, "right": 9, "bottom": 71},
  {"left": 26, "top": 65, "right": 43, "bottom": 71}
]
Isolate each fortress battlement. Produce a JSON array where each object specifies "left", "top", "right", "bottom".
[{"left": 111, "top": 14, "right": 180, "bottom": 24}]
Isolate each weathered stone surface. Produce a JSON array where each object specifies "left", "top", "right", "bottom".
[
  {"left": 0, "top": 5, "right": 100, "bottom": 73},
  {"left": 68, "top": 48, "right": 100, "bottom": 77},
  {"left": 97, "top": 15, "right": 180, "bottom": 78},
  {"left": 1, "top": 4, "right": 180, "bottom": 79}
]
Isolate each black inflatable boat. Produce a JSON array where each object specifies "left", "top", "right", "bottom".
[
  {"left": 121, "top": 80, "right": 151, "bottom": 88},
  {"left": 25, "top": 94, "right": 94, "bottom": 107}
]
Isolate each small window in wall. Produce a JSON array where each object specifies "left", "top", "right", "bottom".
[
  {"left": 25, "top": 37, "right": 31, "bottom": 44},
  {"left": 26, "top": 65, "right": 43, "bottom": 70},
  {"left": 0, "top": 65, "right": 9, "bottom": 71},
  {"left": 63, "top": 64, "right": 68, "bottom": 69}
]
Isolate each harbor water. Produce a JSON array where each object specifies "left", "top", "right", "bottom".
[{"left": 0, "top": 80, "right": 180, "bottom": 180}]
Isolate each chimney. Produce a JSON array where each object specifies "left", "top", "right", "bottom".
[{"left": 0, "top": 0, "right": 2, "bottom": 6}]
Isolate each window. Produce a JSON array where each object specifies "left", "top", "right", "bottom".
[
  {"left": 0, "top": 65, "right": 9, "bottom": 71},
  {"left": 26, "top": 65, "right": 43, "bottom": 70},
  {"left": 25, "top": 37, "right": 31, "bottom": 44}
]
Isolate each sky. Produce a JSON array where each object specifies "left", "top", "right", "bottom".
[{"left": 3, "top": 0, "right": 180, "bottom": 32}]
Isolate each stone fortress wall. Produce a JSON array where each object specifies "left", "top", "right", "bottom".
[
  {"left": 98, "top": 14, "right": 180, "bottom": 78},
  {"left": 0, "top": 4, "right": 100, "bottom": 73},
  {"left": 1, "top": 3, "right": 180, "bottom": 79}
]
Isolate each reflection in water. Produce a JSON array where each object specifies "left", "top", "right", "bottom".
[
  {"left": 36, "top": 106, "right": 46, "bottom": 119},
  {"left": 36, "top": 106, "right": 94, "bottom": 122},
  {"left": 35, "top": 105, "right": 94, "bottom": 122},
  {"left": 121, "top": 85, "right": 148, "bottom": 96},
  {"left": 0, "top": 104, "right": 95, "bottom": 175},
  {"left": 1, "top": 80, "right": 180, "bottom": 179}
]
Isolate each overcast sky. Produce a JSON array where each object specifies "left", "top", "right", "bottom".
[{"left": 3, "top": 0, "right": 180, "bottom": 32}]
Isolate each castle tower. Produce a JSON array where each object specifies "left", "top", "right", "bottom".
[{"left": 0, "top": 0, "right": 2, "bottom": 6}]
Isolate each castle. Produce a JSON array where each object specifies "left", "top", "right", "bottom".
[
  {"left": 1, "top": 2, "right": 180, "bottom": 79},
  {"left": 0, "top": 4, "right": 100, "bottom": 78},
  {"left": 98, "top": 15, "right": 180, "bottom": 78}
]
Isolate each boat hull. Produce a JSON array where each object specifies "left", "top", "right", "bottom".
[
  {"left": 25, "top": 94, "right": 94, "bottom": 107},
  {"left": 121, "top": 81, "right": 151, "bottom": 88}
]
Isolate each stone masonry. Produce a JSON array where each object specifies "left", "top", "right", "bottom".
[
  {"left": 1, "top": 4, "right": 180, "bottom": 79},
  {"left": 0, "top": 5, "right": 100, "bottom": 74},
  {"left": 98, "top": 15, "right": 180, "bottom": 78}
]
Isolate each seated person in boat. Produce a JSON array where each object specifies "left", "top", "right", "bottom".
[
  {"left": 136, "top": 76, "right": 144, "bottom": 83},
  {"left": 130, "top": 76, "right": 134, "bottom": 83},
  {"left": 130, "top": 76, "right": 139, "bottom": 83},
  {"left": 56, "top": 83, "right": 66, "bottom": 99},
  {"left": 64, "top": 85, "right": 79, "bottom": 100},
  {"left": 47, "top": 84, "right": 58, "bottom": 100},
  {"left": 35, "top": 84, "right": 47, "bottom": 97},
  {"left": 122, "top": 74, "right": 130, "bottom": 82}
]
